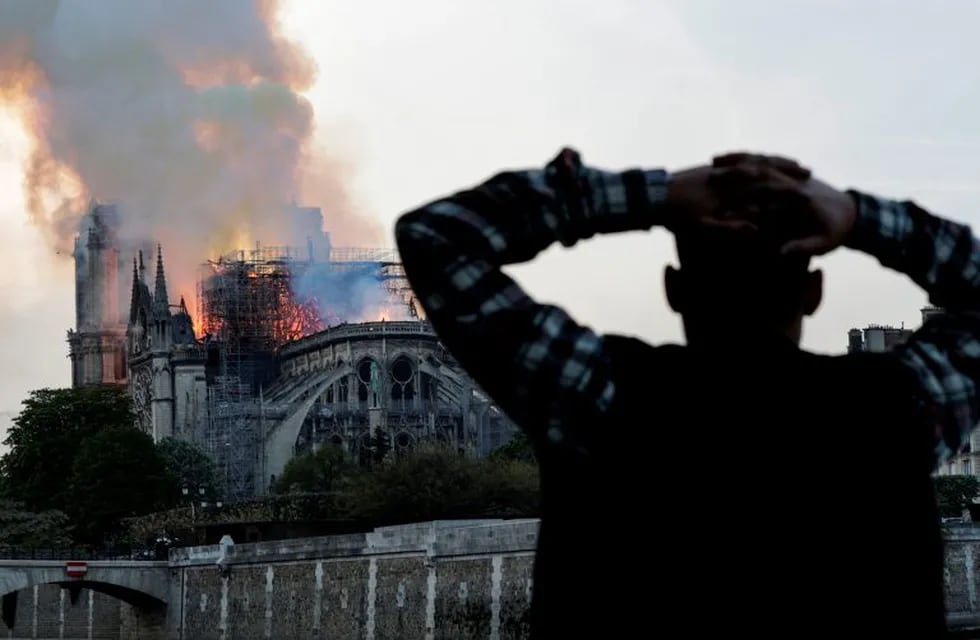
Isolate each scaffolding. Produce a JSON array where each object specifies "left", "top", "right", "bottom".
[
  {"left": 197, "top": 244, "right": 417, "bottom": 500},
  {"left": 327, "top": 247, "right": 399, "bottom": 263},
  {"left": 198, "top": 246, "right": 319, "bottom": 500},
  {"left": 199, "top": 247, "right": 324, "bottom": 369}
]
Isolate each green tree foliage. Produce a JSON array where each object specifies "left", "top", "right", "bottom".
[
  {"left": 470, "top": 458, "right": 540, "bottom": 517},
  {"left": 274, "top": 444, "right": 353, "bottom": 494},
  {"left": 265, "top": 444, "right": 540, "bottom": 525},
  {"left": 0, "top": 387, "right": 202, "bottom": 544},
  {"left": 67, "top": 427, "right": 173, "bottom": 544},
  {"left": 357, "top": 428, "right": 392, "bottom": 469},
  {"left": 156, "top": 437, "right": 222, "bottom": 501},
  {"left": 0, "top": 500, "right": 73, "bottom": 547},
  {"left": 343, "top": 445, "right": 540, "bottom": 524},
  {"left": 488, "top": 431, "right": 536, "bottom": 463},
  {"left": 935, "top": 475, "right": 980, "bottom": 518},
  {"left": 0, "top": 387, "right": 133, "bottom": 511}
]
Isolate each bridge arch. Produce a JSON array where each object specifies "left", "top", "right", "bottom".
[
  {"left": 2, "top": 580, "right": 165, "bottom": 610},
  {"left": 0, "top": 562, "right": 170, "bottom": 606},
  {"left": 0, "top": 561, "right": 170, "bottom": 634}
]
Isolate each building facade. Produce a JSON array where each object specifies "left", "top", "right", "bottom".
[
  {"left": 846, "top": 307, "right": 979, "bottom": 476},
  {"left": 268, "top": 321, "right": 514, "bottom": 473},
  {"left": 126, "top": 247, "right": 208, "bottom": 442},
  {"left": 846, "top": 325, "right": 913, "bottom": 353},
  {"left": 69, "top": 204, "right": 517, "bottom": 501}
]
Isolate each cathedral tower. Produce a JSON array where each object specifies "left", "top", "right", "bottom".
[
  {"left": 67, "top": 204, "right": 128, "bottom": 387},
  {"left": 127, "top": 245, "right": 207, "bottom": 442}
]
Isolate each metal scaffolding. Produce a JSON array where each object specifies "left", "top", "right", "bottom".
[
  {"left": 326, "top": 247, "right": 399, "bottom": 263},
  {"left": 197, "top": 244, "right": 417, "bottom": 500},
  {"left": 199, "top": 247, "right": 324, "bottom": 365},
  {"left": 198, "top": 246, "right": 317, "bottom": 500}
]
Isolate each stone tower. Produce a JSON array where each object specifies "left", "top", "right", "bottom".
[
  {"left": 127, "top": 246, "right": 207, "bottom": 442},
  {"left": 67, "top": 204, "right": 128, "bottom": 387}
]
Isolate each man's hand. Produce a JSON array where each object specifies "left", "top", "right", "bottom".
[
  {"left": 712, "top": 153, "right": 811, "bottom": 181},
  {"left": 665, "top": 165, "right": 769, "bottom": 234},
  {"left": 712, "top": 152, "right": 857, "bottom": 256}
]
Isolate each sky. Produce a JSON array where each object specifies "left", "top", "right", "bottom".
[{"left": 2, "top": 0, "right": 980, "bottom": 441}]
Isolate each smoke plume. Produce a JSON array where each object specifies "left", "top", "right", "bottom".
[
  {"left": 293, "top": 264, "right": 414, "bottom": 326},
  {"left": 0, "top": 0, "right": 381, "bottom": 311}
]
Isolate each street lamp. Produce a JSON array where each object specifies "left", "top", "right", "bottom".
[
  {"left": 182, "top": 485, "right": 195, "bottom": 522},
  {"left": 182, "top": 486, "right": 208, "bottom": 523}
]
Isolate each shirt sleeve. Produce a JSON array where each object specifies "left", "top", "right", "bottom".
[
  {"left": 847, "top": 190, "right": 980, "bottom": 468},
  {"left": 394, "top": 148, "right": 669, "bottom": 454}
]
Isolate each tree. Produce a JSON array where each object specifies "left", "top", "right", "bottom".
[
  {"left": 273, "top": 445, "right": 353, "bottom": 494},
  {"left": 489, "top": 431, "right": 536, "bottom": 464},
  {"left": 156, "top": 437, "right": 222, "bottom": 502},
  {"left": 0, "top": 387, "right": 133, "bottom": 511},
  {"left": 471, "top": 458, "right": 540, "bottom": 517},
  {"left": 66, "top": 427, "right": 173, "bottom": 544},
  {"left": 0, "top": 500, "right": 73, "bottom": 548},
  {"left": 935, "top": 475, "right": 980, "bottom": 518},
  {"left": 342, "top": 445, "right": 540, "bottom": 524},
  {"left": 357, "top": 428, "right": 393, "bottom": 469}
]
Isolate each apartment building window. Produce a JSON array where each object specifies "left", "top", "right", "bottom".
[{"left": 965, "top": 460, "right": 973, "bottom": 476}]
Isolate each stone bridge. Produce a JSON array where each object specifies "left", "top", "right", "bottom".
[{"left": 0, "top": 558, "right": 172, "bottom": 638}]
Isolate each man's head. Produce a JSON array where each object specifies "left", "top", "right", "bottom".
[{"left": 665, "top": 226, "right": 823, "bottom": 346}]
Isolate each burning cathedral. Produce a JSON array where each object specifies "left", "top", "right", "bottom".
[{"left": 67, "top": 203, "right": 516, "bottom": 501}]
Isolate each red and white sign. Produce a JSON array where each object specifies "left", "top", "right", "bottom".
[{"left": 64, "top": 561, "right": 87, "bottom": 578}]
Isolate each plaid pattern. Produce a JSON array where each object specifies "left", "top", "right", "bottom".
[
  {"left": 848, "top": 191, "right": 980, "bottom": 468},
  {"left": 395, "top": 149, "right": 668, "bottom": 449},
  {"left": 396, "top": 149, "right": 979, "bottom": 471}
]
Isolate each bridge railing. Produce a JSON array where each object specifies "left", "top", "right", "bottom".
[{"left": 0, "top": 545, "right": 169, "bottom": 561}]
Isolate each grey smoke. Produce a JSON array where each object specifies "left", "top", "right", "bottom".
[
  {"left": 292, "top": 263, "right": 413, "bottom": 326},
  {"left": 0, "top": 0, "right": 378, "bottom": 306}
]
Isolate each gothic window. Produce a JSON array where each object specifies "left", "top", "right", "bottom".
[
  {"left": 133, "top": 309, "right": 150, "bottom": 354},
  {"left": 390, "top": 356, "right": 416, "bottom": 405},
  {"left": 357, "top": 358, "right": 380, "bottom": 408},
  {"left": 337, "top": 376, "right": 349, "bottom": 404},
  {"left": 420, "top": 372, "right": 437, "bottom": 405},
  {"left": 394, "top": 432, "right": 414, "bottom": 458}
]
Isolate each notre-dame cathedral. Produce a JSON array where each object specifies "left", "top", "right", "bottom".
[{"left": 67, "top": 204, "right": 516, "bottom": 500}]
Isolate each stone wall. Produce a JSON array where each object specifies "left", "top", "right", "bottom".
[
  {"left": 169, "top": 519, "right": 539, "bottom": 640},
  {"left": 168, "top": 520, "right": 980, "bottom": 638},
  {"left": 5, "top": 584, "right": 127, "bottom": 639},
  {"left": 944, "top": 525, "right": 980, "bottom": 631},
  {"left": 14, "top": 520, "right": 980, "bottom": 638}
]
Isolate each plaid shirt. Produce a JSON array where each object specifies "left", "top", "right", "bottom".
[
  {"left": 395, "top": 149, "right": 980, "bottom": 470},
  {"left": 847, "top": 191, "right": 980, "bottom": 467}
]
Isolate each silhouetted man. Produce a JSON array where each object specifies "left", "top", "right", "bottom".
[{"left": 395, "top": 149, "right": 979, "bottom": 637}]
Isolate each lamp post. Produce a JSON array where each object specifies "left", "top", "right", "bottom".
[
  {"left": 182, "top": 485, "right": 194, "bottom": 522},
  {"left": 224, "top": 442, "right": 231, "bottom": 499},
  {"left": 183, "top": 486, "right": 207, "bottom": 532}
]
